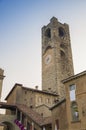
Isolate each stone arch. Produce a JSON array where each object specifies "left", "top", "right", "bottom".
[
  {"left": 58, "top": 27, "right": 65, "bottom": 37},
  {"left": 1, "top": 121, "right": 15, "bottom": 130},
  {"left": 45, "top": 28, "right": 51, "bottom": 38},
  {"left": 71, "top": 101, "right": 79, "bottom": 121},
  {"left": 60, "top": 50, "right": 65, "bottom": 58}
]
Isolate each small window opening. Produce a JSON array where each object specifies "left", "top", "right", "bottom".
[
  {"left": 17, "top": 110, "right": 21, "bottom": 121},
  {"left": 59, "top": 27, "right": 65, "bottom": 37},
  {"left": 71, "top": 102, "right": 79, "bottom": 121},
  {"left": 41, "top": 113, "right": 43, "bottom": 116},
  {"left": 30, "top": 105, "right": 33, "bottom": 109},
  {"left": 45, "top": 28, "right": 51, "bottom": 38},
  {"left": 69, "top": 84, "right": 76, "bottom": 101},
  {"left": 60, "top": 50, "right": 65, "bottom": 57}
]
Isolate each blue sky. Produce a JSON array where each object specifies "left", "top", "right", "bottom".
[{"left": 0, "top": 0, "right": 86, "bottom": 100}]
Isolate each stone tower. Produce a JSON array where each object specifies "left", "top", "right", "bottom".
[
  {"left": 42, "top": 17, "right": 74, "bottom": 98},
  {"left": 0, "top": 68, "right": 4, "bottom": 100}
]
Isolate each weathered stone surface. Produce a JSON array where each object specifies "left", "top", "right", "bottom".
[{"left": 42, "top": 17, "right": 74, "bottom": 99}]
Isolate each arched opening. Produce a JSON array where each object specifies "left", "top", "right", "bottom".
[
  {"left": 60, "top": 49, "right": 67, "bottom": 74},
  {"left": 60, "top": 50, "right": 65, "bottom": 58},
  {"left": 71, "top": 101, "right": 79, "bottom": 121},
  {"left": 1, "top": 121, "right": 14, "bottom": 130},
  {"left": 58, "top": 27, "right": 65, "bottom": 37},
  {"left": 45, "top": 28, "right": 51, "bottom": 38}
]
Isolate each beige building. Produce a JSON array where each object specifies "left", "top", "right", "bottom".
[
  {"left": 51, "top": 71, "right": 86, "bottom": 130},
  {"left": 0, "top": 17, "right": 86, "bottom": 130},
  {"left": 5, "top": 83, "right": 58, "bottom": 117}
]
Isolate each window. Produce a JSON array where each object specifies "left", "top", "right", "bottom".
[
  {"left": 38, "top": 97, "right": 42, "bottom": 103},
  {"left": 41, "top": 113, "right": 43, "bottom": 116},
  {"left": 69, "top": 84, "right": 76, "bottom": 101},
  {"left": 59, "top": 27, "right": 65, "bottom": 37},
  {"left": 71, "top": 102, "right": 79, "bottom": 121},
  {"left": 60, "top": 50, "right": 65, "bottom": 58},
  {"left": 27, "top": 122, "right": 30, "bottom": 130},
  {"left": 45, "top": 28, "right": 51, "bottom": 38},
  {"left": 30, "top": 105, "right": 33, "bottom": 108},
  {"left": 46, "top": 98, "right": 50, "bottom": 104},
  {"left": 55, "top": 119, "right": 59, "bottom": 130}
]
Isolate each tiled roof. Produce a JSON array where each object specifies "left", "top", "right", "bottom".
[
  {"left": 17, "top": 104, "right": 43, "bottom": 126},
  {"left": 62, "top": 70, "right": 86, "bottom": 83},
  {"left": 41, "top": 117, "right": 52, "bottom": 126},
  {"left": 50, "top": 98, "right": 66, "bottom": 110},
  {"left": 17, "top": 104, "right": 52, "bottom": 126},
  {"left": 22, "top": 86, "right": 58, "bottom": 96},
  {"left": 5, "top": 83, "right": 58, "bottom": 100},
  {"left": 0, "top": 102, "right": 52, "bottom": 127}
]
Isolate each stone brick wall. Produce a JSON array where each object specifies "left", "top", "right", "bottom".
[
  {"left": 36, "top": 105, "right": 51, "bottom": 117},
  {"left": 51, "top": 101, "right": 68, "bottom": 130},
  {"left": 6, "top": 85, "right": 21, "bottom": 104}
]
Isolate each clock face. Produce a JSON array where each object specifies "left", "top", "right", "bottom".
[{"left": 45, "top": 55, "right": 51, "bottom": 64}]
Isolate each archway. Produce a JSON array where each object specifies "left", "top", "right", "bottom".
[{"left": 1, "top": 121, "right": 15, "bottom": 130}]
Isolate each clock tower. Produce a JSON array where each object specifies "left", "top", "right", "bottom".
[{"left": 42, "top": 17, "right": 74, "bottom": 99}]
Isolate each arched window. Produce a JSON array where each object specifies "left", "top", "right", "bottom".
[
  {"left": 71, "top": 101, "right": 79, "bottom": 121},
  {"left": 58, "top": 27, "right": 65, "bottom": 37},
  {"left": 38, "top": 97, "right": 42, "bottom": 103},
  {"left": 69, "top": 84, "right": 76, "bottom": 101},
  {"left": 60, "top": 50, "right": 65, "bottom": 58},
  {"left": 55, "top": 119, "right": 59, "bottom": 130},
  {"left": 45, "top": 28, "right": 51, "bottom": 38}
]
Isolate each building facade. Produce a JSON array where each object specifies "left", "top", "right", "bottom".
[
  {"left": 51, "top": 71, "right": 86, "bottom": 130},
  {"left": 5, "top": 83, "right": 58, "bottom": 117}
]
